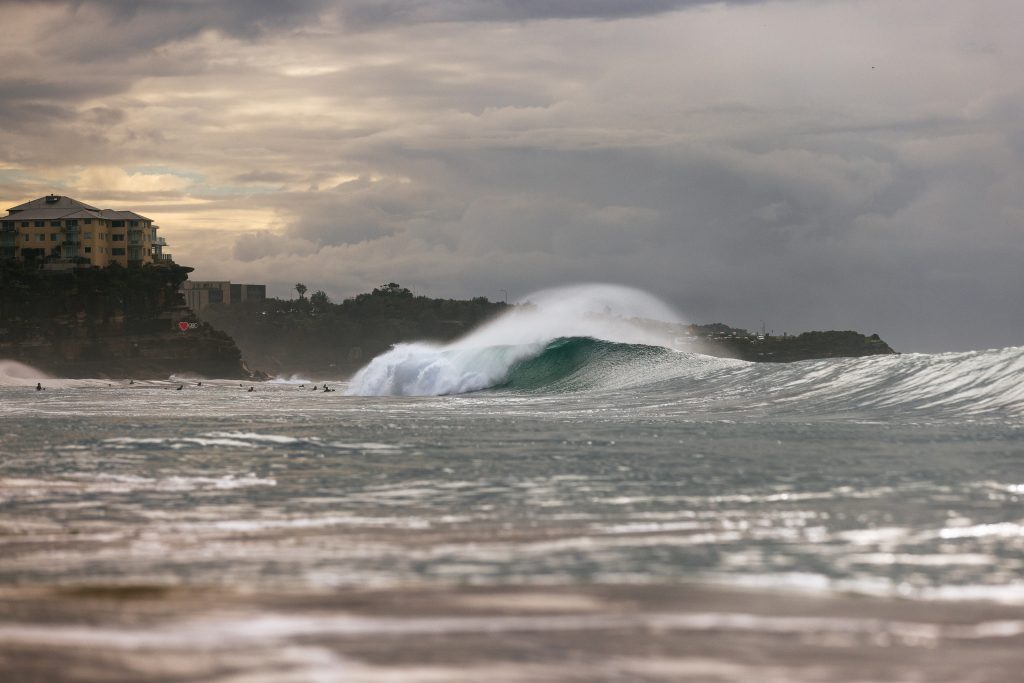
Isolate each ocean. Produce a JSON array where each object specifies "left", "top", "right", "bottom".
[{"left": 1, "top": 287, "right": 1022, "bottom": 682}]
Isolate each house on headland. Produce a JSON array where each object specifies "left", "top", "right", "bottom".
[{"left": 0, "top": 194, "right": 172, "bottom": 267}]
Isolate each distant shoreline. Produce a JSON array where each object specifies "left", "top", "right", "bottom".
[{"left": 0, "top": 268, "right": 896, "bottom": 379}]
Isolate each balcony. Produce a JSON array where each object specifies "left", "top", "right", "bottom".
[{"left": 155, "top": 253, "right": 174, "bottom": 262}]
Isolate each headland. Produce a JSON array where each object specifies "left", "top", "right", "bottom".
[
  {"left": 0, "top": 266, "right": 895, "bottom": 380},
  {"left": 0, "top": 261, "right": 251, "bottom": 379}
]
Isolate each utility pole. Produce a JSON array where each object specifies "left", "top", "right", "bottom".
[{"left": 499, "top": 289, "right": 508, "bottom": 303}]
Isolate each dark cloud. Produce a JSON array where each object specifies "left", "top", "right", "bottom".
[
  {"left": 0, "top": 77, "right": 122, "bottom": 101},
  {"left": 1, "top": 0, "right": 1021, "bottom": 352},
  {"left": 0, "top": 101, "right": 75, "bottom": 130},
  {"left": 0, "top": 0, "right": 331, "bottom": 64},
  {"left": 3, "top": 0, "right": 332, "bottom": 38},
  {"left": 278, "top": 176, "right": 463, "bottom": 248},
  {"left": 340, "top": 0, "right": 765, "bottom": 27},
  {"left": 1, "top": 0, "right": 766, "bottom": 50}
]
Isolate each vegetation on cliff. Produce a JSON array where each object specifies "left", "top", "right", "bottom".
[
  {"left": 198, "top": 283, "right": 508, "bottom": 376},
  {"left": 0, "top": 261, "right": 191, "bottom": 338},
  {"left": 0, "top": 262, "right": 247, "bottom": 378},
  {"left": 699, "top": 328, "right": 895, "bottom": 362}
]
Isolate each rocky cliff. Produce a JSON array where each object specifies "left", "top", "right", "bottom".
[{"left": 0, "top": 262, "right": 251, "bottom": 379}]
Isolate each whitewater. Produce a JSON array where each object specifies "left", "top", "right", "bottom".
[{"left": 1, "top": 284, "right": 1022, "bottom": 682}]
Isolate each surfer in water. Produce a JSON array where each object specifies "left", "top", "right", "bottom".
[{"left": 36, "top": 382, "right": 42, "bottom": 391}]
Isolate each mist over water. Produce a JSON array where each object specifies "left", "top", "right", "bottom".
[
  {"left": 453, "top": 283, "right": 685, "bottom": 349},
  {"left": 0, "top": 360, "right": 51, "bottom": 387}
]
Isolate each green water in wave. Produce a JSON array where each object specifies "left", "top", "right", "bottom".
[{"left": 499, "top": 337, "right": 674, "bottom": 392}]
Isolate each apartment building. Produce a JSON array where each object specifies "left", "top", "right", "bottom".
[
  {"left": 181, "top": 280, "right": 266, "bottom": 312},
  {"left": 0, "top": 194, "right": 172, "bottom": 267}
]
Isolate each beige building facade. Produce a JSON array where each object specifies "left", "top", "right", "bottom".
[
  {"left": 181, "top": 281, "right": 266, "bottom": 312},
  {"left": 0, "top": 194, "right": 172, "bottom": 267}
]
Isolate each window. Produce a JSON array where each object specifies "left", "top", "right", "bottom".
[
  {"left": 129, "top": 220, "right": 139, "bottom": 227},
  {"left": 111, "top": 248, "right": 125, "bottom": 256},
  {"left": 50, "top": 220, "right": 61, "bottom": 227},
  {"left": 1, "top": 221, "right": 10, "bottom": 228},
  {"left": 85, "top": 219, "right": 92, "bottom": 224},
  {"left": 50, "top": 233, "right": 58, "bottom": 241},
  {"left": 23, "top": 234, "right": 30, "bottom": 242},
  {"left": 111, "top": 220, "right": 124, "bottom": 228},
  {"left": 37, "top": 234, "right": 45, "bottom": 242},
  {"left": 34, "top": 220, "right": 44, "bottom": 227},
  {"left": 112, "top": 234, "right": 125, "bottom": 242},
  {"left": 84, "top": 233, "right": 92, "bottom": 240},
  {"left": 84, "top": 246, "right": 92, "bottom": 254},
  {"left": 21, "top": 221, "right": 28, "bottom": 227}
]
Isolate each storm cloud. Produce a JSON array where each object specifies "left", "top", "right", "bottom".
[{"left": 1, "top": 0, "right": 1021, "bottom": 351}]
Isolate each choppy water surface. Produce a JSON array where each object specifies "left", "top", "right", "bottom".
[{"left": 1, "top": 343, "right": 1023, "bottom": 682}]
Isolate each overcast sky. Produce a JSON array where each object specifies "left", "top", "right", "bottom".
[{"left": 1, "top": 0, "right": 1021, "bottom": 351}]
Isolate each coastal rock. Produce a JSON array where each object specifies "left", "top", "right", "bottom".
[{"left": 0, "top": 262, "right": 252, "bottom": 379}]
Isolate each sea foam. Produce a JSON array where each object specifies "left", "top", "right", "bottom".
[{"left": 346, "top": 284, "right": 687, "bottom": 396}]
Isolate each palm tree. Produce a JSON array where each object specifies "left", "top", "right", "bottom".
[{"left": 295, "top": 283, "right": 307, "bottom": 299}]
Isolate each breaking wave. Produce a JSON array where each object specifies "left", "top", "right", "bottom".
[
  {"left": 345, "top": 284, "right": 687, "bottom": 397},
  {"left": 350, "top": 335, "right": 1024, "bottom": 417},
  {"left": 344, "top": 286, "right": 1023, "bottom": 417}
]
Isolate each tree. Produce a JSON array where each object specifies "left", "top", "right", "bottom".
[
  {"left": 371, "top": 282, "right": 412, "bottom": 297},
  {"left": 310, "top": 290, "right": 330, "bottom": 308},
  {"left": 295, "top": 283, "right": 307, "bottom": 299}
]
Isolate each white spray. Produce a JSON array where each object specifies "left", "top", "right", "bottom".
[
  {"left": 345, "top": 284, "right": 687, "bottom": 396},
  {"left": 0, "top": 360, "right": 53, "bottom": 387}
]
